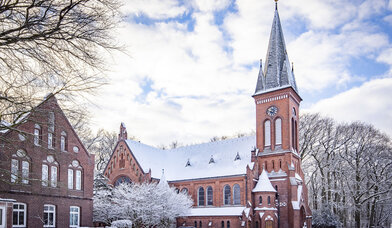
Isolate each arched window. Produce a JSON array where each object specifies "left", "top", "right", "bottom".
[
  {"left": 259, "top": 196, "right": 262, "bottom": 205},
  {"left": 279, "top": 160, "right": 282, "bottom": 169},
  {"left": 264, "top": 161, "right": 268, "bottom": 171},
  {"left": 292, "top": 118, "right": 297, "bottom": 151},
  {"left": 42, "top": 155, "right": 58, "bottom": 187},
  {"left": 264, "top": 120, "right": 271, "bottom": 147},
  {"left": 181, "top": 188, "right": 188, "bottom": 194},
  {"left": 233, "top": 184, "right": 240, "bottom": 205},
  {"left": 295, "top": 120, "right": 298, "bottom": 151},
  {"left": 61, "top": 131, "right": 67, "bottom": 152},
  {"left": 198, "top": 187, "right": 205, "bottom": 206},
  {"left": 221, "top": 221, "right": 224, "bottom": 228},
  {"left": 255, "top": 221, "right": 259, "bottom": 228},
  {"left": 275, "top": 118, "right": 282, "bottom": 145},
  {"left": 200, "top": 221, "right": 202, "bottom": 228},
  {"left": 114, "top": 176, "right": 131, "bottom": 186},
  {"left": 268, "top": 196, "right": 271, "bottom": 205},
  {"left": 195, "top": 221, "right": 197, "bottom": 227},
  {"left": 34, "top": 124, "right": 42, "bottom": 146},
  {"left": 223, "top": 185, "right": 231, "bottom": 205},
  {"left": 207, "top": 186, "right": 213, "bottom": 205},
  {"left": 227, "top": 221, "right": 230, "bottom": 228},
  {"left": 275, "top": 185, "right": 278, "bottom": 191},
  {"left": 68, "top": 160, "right": 83, "bottom": 190},
  {"left": 272, "top": 160, "right": 275, "bottom": 170},
  {"left": 11, "top": 149, "right": 31, "bottom": 184},
  {"left": 174, "top": 188, "right": 180, "bottom": 194}
]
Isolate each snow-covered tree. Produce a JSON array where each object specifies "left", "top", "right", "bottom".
[{"left": 93, "top": 174, "right": 193, "bottom": 227}]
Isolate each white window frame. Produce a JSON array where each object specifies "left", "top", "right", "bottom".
[
  {"left": 0, "top": 205, "right": 6, "bottom": 228},
  {"left": 69, "top": 206, "right": 80, "bottom": 227},
  {"left": 233, "top": 184, "right": 241, "bottom": 205},
  {"left": 12, "top": 203, "right": 27, "bottom": 227},
  {"left": 34, "top": 125, "right": 41, "bottom": 146},
  {"left": 43, "top": 204, "right": 56, "bottom": 228}
]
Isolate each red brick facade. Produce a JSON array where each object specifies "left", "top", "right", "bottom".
[{"left": 0, "top": 95, "right": 94, "bottom": 228}]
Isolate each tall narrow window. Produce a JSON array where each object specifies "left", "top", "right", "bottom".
[
  {"left": 198, "top": 187, "right": 205, "bottom": 206},
  {"left": 294, "top": 120, "right": 298, "bottom": 151},
  {"left": 12, "top": 203, "right": 26, "bottom": 227},
  {"left": 279, "top": 160, "right": 282, "bottom": 169},
  {"left": 22, "top": 161, "right": 29, "bottom": 184},
  {"left": 60, "top": 131, "right": 67, "bottom": 151},
  {"left": 11, "top": 159, "right": 18, "bottom": 183},
  {"left": 224, "top": 185, "right": 231, "bottom": 205},
  {"left": 207, "top": 186, "right": 213, "bottom": 206},
  {"left": 227, "top": 221, "right": 230, "bottom": 228},
  {"left": 48, "top": 112, "right": 55, "bottom": 132},
  {"left": 200, "top": 221, "right": 202, "bottom": 228},
  {"left": 264, "top": 120, "right": 271, "bottom": 147},
  {"left": 233, "top": 184, "right": 240, "bottom": 205},
  {"left": 291, "top": 118, "right": 295, "bottom": 150},
  {"left": 259, "top": 196, "right": 262, "bottom": 205},
  {"left": 272, "top": 160, "right": 275, "bottom": 170},
  {"left": 76, "top": 170, "right": 82, "bottom": 190},
  {"left": 44, "top": 204, "right": 55, "bottom": 227},
  {"left": 34, "top": 124, "right": 41, "bottom": 146},
  {"left": 275, "top": 118, "right": 282, "bottom": 145},
  {"left": 68, "top": 169, "right": 74, "bottom": 189},
  {"left": 51, "top": 166, "right": 58, "bottom": 187},
  {"left": 221, "top": 221, "right": 224, "bottom": 228},
  {"left": 42, "top": 164, "right": 49, "bottom": 186},
  {"left": 48, "top": 133, "right": 53, "bottom": 149},
  {"left": 268, "top": 196, "right": 271, "bottom": 205},
  {"left": 69, "top": 206, "right": 80, "bottom": 227}
]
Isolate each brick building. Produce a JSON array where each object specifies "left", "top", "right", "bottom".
[
  {"left": 104, "top": 3, "right": 312, "bottom": 228},
  {"left": 0, "top": 95, "right": 95, "bottom": 228}
]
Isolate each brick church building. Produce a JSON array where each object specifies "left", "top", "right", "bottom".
[
  {"left": 104, "top": 2, "right": 312, "bottom": 228},
  {"left": 0, "top": 95, "right": 95, "bottom": 227}
]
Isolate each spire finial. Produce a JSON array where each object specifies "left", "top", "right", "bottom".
[{"left": 275, "top": 0, "right": 278, "bottom": 10}]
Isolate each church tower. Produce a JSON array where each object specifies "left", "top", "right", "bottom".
[{"left": 252, "top": 1, "right": 312, "bottom": 227}]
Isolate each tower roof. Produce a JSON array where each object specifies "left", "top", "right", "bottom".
[
  {"left": 254, "top": 3, "right": 298, "bottom": 96},
  {"left": 252, "top": 168, "right": 276, "bottom": 193}
]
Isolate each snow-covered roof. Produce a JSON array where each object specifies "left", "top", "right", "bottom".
[
  {"left": 125, "top": 136, "right": 255, "bottom": 181},
  {"left": 0, "top": 120, "right": 11, "bottom": 134},
  {"left": 252, "top": 169, "right": 277, "bottom": 193},
  {"left": 186, "top": 206, "right": 246, "bottom": 216}
]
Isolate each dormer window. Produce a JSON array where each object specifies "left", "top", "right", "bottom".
[
  {"left": 234, "top": 152, "right": 241, "bottom": 161},
  {"left": 209, "top": 156, "right": 215, "bottom": 164},
  {"left": 185, "top": 159, "right": 191, "bottom": 167}
]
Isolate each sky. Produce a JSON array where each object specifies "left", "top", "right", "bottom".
[{"left": 90, "top": 0, "right": 392, "bottom": 147}]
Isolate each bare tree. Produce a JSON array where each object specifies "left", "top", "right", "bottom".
[{"left": 0, "top": 0, "right": 120, "bottom": 133}]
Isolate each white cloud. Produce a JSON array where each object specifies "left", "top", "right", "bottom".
[
  {"left": 384, "top": 14, "right": 392, "bottom": 25},
  {"left": 357, "top": 0, "right": 386, "bottom": 20},
  {"left": 121, "top": 0, "right": 187, "bottom": 19},
  {"left": 389, "top": 0, "right": 392, "bottom": 10},
  {"left": 192, "top": 0, "right": 231, "bottom": 12},
  {"left": 377, "top": 48, "right": 392, "bottom": 65},
  {"left": 308, "top": 78, "right": 392, "bottom": 137}
]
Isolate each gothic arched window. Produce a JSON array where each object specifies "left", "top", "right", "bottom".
[
  {"left": 259, "top": 196, "right": 262, "bottom": 205},
  {"left": 223, "top": 185, "right": 231, "bottom": 205},
  {"left": 198, "top": 187, "right": 205, "bottom": 206},
  {"left": 233, "top": 184, "right": 240, "bottom": 205},
  {"left": 264, "top": 120, "right": 271, "bottom": 147},
  {"left": 207, "top": 186, "right": 213, "bottom": 205},
  {"left": 275, "top": 118, "right": 282, "bottom": 145}
]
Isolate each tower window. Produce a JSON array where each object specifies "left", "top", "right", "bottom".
[
  {"left": 275, "top": 118, "right": 282, "bottom": 145},
  {"left": 264, "top": 120, "right": 271, "bottom": 147}
]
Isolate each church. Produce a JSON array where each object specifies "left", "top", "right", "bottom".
[{"left": 104, "top": 2, "right": 312, "bottom": 228}]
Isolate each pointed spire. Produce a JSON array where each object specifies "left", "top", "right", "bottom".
[
  {"left": 252, "top": 168, "right": 277, "bottom": 193},
  {"left": 157, "top": 169, "right": 169, "bottom": 189},
  {"left": 254, "top": 2, "right": 298, "bottom": 96}
]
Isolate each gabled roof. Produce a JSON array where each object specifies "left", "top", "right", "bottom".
[
  {"left": 124, "top": 136, "right": 256, "bottom": 181},
  {"left": 254, "top": 4, "right": 298, "bottom": 96},
  {"left": 252, "top": 168, "right": 276, "bottom": 193}
]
